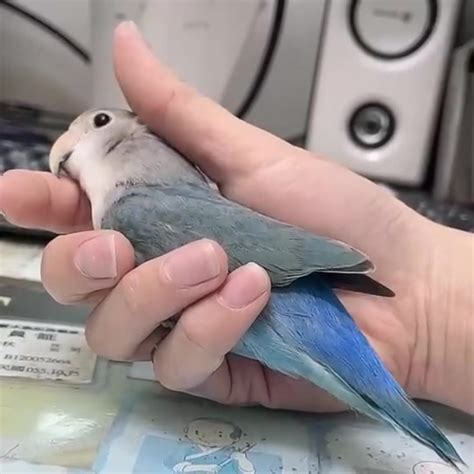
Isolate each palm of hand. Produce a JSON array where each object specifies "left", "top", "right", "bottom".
[{"left": 196, "top": 155, "right": 426, "bottom": 411}]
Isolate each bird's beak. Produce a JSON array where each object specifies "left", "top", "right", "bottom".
[{"left": 49, "top": 129, "right": 81, "bottom": 177}]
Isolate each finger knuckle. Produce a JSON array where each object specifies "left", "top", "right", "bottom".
[
  {"left": 40, "top": 238, "right": 61, "bottom": 283},
  {"left": 153, "top": 363, "right": 185, "bottom": 392},
  {"left": 40, "top": 237, "right": 81, "bottom": 304},
  {"left": 140, "top": 82, "right": 195, "bottom": 132},
  {"left": 118, "top": 270, "right": 150, "bottom": 318},
  {"left": 204, "top": 239, "right": 228, "bottom": 270},
  {"left": 84, "top": 320, "right": 132, "bottom": 361},
  {"left": 84, "top": 322, "right": 100, "bottom": 354}
]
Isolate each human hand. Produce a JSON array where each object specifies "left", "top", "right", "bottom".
[{"left": 0, "top": 21, "right": 472, "bottom": 414}]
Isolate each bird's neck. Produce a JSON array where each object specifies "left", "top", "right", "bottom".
[
  {"left": 80, "top": 133, "right": 210, "bottom": 229},
  {"left": 82, "top": 168, "right": 210, "bottom": 230},
  {"left": 82, "top": 172, "right": 127, "bottom": 230},
  {"left": 76, "top": 156, "right": 141, "bottom": 229}
]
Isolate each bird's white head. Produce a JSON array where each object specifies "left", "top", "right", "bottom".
[
  {"left": 49, "top": 108, "right": 152, "bottom": 228},
  {"left": 49, "top": 108, "right": 143, "bottom": 180},
  {"left": 49, "top": 108, "right": 208, "bottom": 228}
]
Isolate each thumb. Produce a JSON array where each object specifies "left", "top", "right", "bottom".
[{"left": 113, "top": 21, "right": 291, "bottom": 186}]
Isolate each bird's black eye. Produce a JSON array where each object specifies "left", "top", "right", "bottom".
[{"left": 93, "top": 113, "right": 111, "bottom": 128}]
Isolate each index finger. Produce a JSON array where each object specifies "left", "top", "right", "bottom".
[{"left": 0, "top": 170, "right": 91, "bottom": 233}]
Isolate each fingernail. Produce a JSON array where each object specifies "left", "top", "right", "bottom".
[
  {"left": 121, "top": 20, "right": 138, "bottom": 33},
  {"left": 163, "top": 240, "right": 221, "bottom": 287},
  {"left": 74, "top": 234, "right": 118, "bottom": 279},
  {"left": 219, "top": 263, "right": 268, "bottom": 309},
  {"left": 120, "top": 20, "right": 148, "bottom": 45}
]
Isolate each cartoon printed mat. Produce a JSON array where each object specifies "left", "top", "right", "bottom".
[
  {"left": 94, "top": 393, "right": 473, "bottom": 473},
  {"left": 1, "top": 364, "right": 473, "bottom": 473}
]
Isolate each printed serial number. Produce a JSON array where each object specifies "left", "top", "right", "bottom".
[
  {"left": 2, "top": 354, "right": 71, "bottom": 365},
  {"left": 0, "top": 364, "right": 80, "bottom": 378}
]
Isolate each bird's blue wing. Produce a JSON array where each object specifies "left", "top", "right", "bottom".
[{"left": 101, "top": 183, "right": 373, "bottom": 287}]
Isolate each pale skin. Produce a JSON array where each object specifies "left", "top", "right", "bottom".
[{"left": 0, "top": 22, "right": 472, "bottom": 415}]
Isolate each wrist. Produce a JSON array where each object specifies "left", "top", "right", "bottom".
[{"left": 411, "top": 223, "right": 473, "bottom": 413}]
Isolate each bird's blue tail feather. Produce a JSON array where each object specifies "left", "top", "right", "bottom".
[{"left": 234, "top": 275, "right": 464, "bottom": 469}]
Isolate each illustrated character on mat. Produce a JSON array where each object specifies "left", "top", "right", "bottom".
[
  {"left": 412, "top": 461, "right": 459, "bottom": 473},
  {"left": 171, "top": 418, "right": 256, "bottom": 473}
]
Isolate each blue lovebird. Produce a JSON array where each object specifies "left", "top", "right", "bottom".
[{"left": 49, "top": 109, "right": 464, "bottom": 469}]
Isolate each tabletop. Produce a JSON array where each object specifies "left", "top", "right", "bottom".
[{"left": 0, "top": 236, "right": 473, "bottom": 474}]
